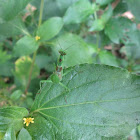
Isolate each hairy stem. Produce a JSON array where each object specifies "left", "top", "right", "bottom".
[{"left": 25, "top": 0, "right": 44, "bottom": 94}]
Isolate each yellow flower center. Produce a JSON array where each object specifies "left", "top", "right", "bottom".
[
  {"left": 35, "top": 35, "right": 40, "bottom": 41},
  {"left": 23, "top": 117, "right": 34, "bottom": 126}
]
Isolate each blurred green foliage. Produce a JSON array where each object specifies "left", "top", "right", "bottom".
[{"left": 0, "top": 0, "right": 140, "bottom": 139}]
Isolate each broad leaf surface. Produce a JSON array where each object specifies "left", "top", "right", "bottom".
[
  {"left": 36, "top": 17, "right": 64, "bottom": 41},
  {"left": 0, "top": 107, "right": 28, "bottom": 139},
  {"left": 0, "top": 0, "right": 32, "bottom": 23},
  {"left": 63, "top": 0, "right": 94, "bottom": 24},
  {"left": 52, "top": 33, "right": 93, "bottom": 67},
  {"left": 29, "top": 64, "right": 140, "bottom": 139},
  {"left": 14, "top": 36, "right": 39, "bottom": 57}
]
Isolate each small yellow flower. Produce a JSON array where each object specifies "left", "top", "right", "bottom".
[
  {"left": 23, "top": 117, "right": 34, "bottom": 126},
  {"left": 35, "top": 35, "right": 40, "bottom": 41}
]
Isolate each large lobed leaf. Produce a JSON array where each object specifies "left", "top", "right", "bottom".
[
  {"left": 28, "top": 64, "right": 140, "bottom": 139},
  {"left": 0, "top": 107, "right": 28, "bottom": 139}
]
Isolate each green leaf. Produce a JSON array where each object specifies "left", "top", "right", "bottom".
[
  {"left": 2, "top": 126, "right": 16, "bottom": 140},
  {"left": 98, "top": 50, "right": 119, "bottom": 66},
  {"left": 17, "top": 128, "right": 32, "bottom": 140},
  {"left": 10, "top": 90, "right": 23, "bottom": 101},
  {"left": 0, "top": 17, "right": 28, "bottom": 37},
  {"left": 63, "top": 0, "right": 94, "bottom": 24},
  {"left": 14, "top": 56, "right": 39, "bottom": 88},
  {"left": 90, "top": 5, "right": 112, "bottom": 31},
  {"left": 127, "top": 0, "right": 140, "bottom": 21},
  {"left": 89, "top": 19, "right": 105, "bottom": 31},
  {"left": 0, "top": 48, "right": 11, "bottom": 64},
  {"left": 56, "top": 0, "right": 78, "bottom": 14},
  {"left": 123, "top": 30, "right": 140, "bottom": 60},
  {"left": 101, "top": 5, "right": 113, "bottom": 23},
  {"left": 36, "top": 17, "right": 64, "bottom": 41},
  {"left": 105, "top": 19, "right": 122, "bottom": 43},
  {"left": 14, "top": 36, "right": 39, "bottom": 57},
  {"left": 0, "top": 106, "right": 28, "bottom": 139},
  {"left": 35, "top": 54, "right": 56, "bottom": 72},
  {"left": 30, "top": 64, "right": 140, "bottom": 139},
  {"left": 96, "top": 0, "right": 114, "bottom": 6},
  {"left": 52, "top": 33, "right": 93, "bottom": 67},
  {"left": 27, "top": 115, "right": 55, "bottom": 140},
  {"left": 105, "top": 17, "right": 133, "bottom": 43},
  {"left": 0, "top": 0, "right": 32, "bottom": 23}
]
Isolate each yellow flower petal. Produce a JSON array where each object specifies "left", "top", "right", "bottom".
[
  {"left": 35, "top": 36, "right": 40, "bottom": 41},
  {"left": 23, "top": 117, "right": 34, "bottom": 127}
]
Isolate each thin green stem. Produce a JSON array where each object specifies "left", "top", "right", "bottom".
[
  {"left": 25, "top": 0, "right": 44, "bottom": 94},
  {"left": 94, "top": 11, "right": 100, "bottom": 63},
  {"left": 38, "top": 0, "right": 44, "bottom": 27},
  {"left": 94, "top": 11, "right": 99, "bottom": 49}
]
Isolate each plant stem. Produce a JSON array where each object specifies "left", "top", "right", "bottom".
[
  {"left": 38, "top": 0, "right": 44, "bottom": 27},
  {"left": 25, "top": 0, "right": 44, "bottom": 94},
  {"left": 94, "top": 12, "right": 100, "bottom": 49}
]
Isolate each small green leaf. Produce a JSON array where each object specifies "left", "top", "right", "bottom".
[
  {"left": 124, "top": 30, "right": 140, "bottom": 60},
  {"left": 105, "top": 17, "right": 133, "bottom": 43},
  {"left": 14, "top": 36, "right": 39, "bottom": 57},
  {"left": 2, "top": 126, "right": 16, "bottom": 140},
  {"left": 96, "top": 0, "right": 114, "bottom": 6},
  {"left": 98, "top": 50, "right": 119, "bottom": 66},
  {"left": 63, "top": 0, "right": 94, "bottom": 24},
  {"left": 30, "top": 64, "right": 140, "bottom": 139},
  {"left": 14, "top": 56, "right": 39, "bottom": 88},
  {"left": 90, "top": 5, "right": 112, "bottom": 31},
  {"left": 105, "top": 19, "right": 122, "bottom": 43},
  {"left": 101, "top": 5, "right": 113, "bottom": 23},
  {"left": 0, "top": 106, "right": 29, "bottom": 139},
  {"left": 10, "top": 90, "right": 23, "bottom": 101},
  {"left": 0, "top": 0, "right": 32, "bottom": 23},
  {"left": 0, "top": 48, "right": 11, "bottom": 64},
  {"left": 17, "top": 128, "right": 32, "bottom": 140},
  {"left": 36, "top": 17, "right": 64, "bottom": 41},
  {"left": 89, "top": 19, "right": 104, "bottom": 31},
  {"left": 52, "top": 33, "right": 93, "bottom": 67}
]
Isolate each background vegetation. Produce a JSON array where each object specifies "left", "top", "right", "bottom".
[{"left": 0, "top": 0, "right": 140, "bottom": 139}]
